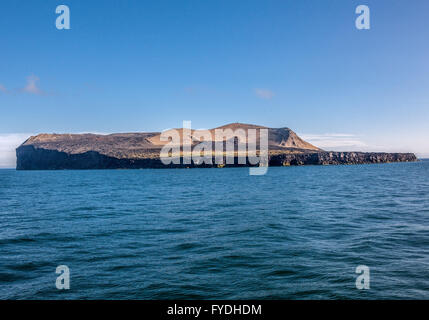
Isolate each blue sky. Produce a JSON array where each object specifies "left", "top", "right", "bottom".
[{"left": 1, "top": 0, "right": 429, "bottom": 166}]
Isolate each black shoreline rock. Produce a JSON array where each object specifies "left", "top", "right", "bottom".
[{"left": 16, "top": 144, "right": 417, "bottom": 170}]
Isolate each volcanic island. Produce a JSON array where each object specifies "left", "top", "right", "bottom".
[{"left": 16, "top": 123, "right": 417, "bottom": 170}]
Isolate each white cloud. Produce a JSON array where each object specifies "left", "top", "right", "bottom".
[
  {"left": 255, "top": 88, "right": 274, "bottom": 99},
  {"left": 0, "top": 134, "right": 33, "bottom": 168},
  {"left": 21, "top": 74, "right": 44, "bottom": 95},
  {"left": 301, "top": 133, "right": 429, "bottom": 157},
  {"left": 300, "top": 133, "right": 368, "bottom": 151},
  {"left": 184, "top": 87, "right": 196, "bottom": 94},
  {"left": 0, "top": 75, "right": 49, "bottom": 95}
]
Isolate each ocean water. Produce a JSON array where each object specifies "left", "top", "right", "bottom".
[{"left": 1, "top": 161, "right": 429, "bottom": 300}]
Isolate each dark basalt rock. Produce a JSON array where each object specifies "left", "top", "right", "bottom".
[
  {"left": 269, "top": 152, "right": 418, "bottom": 166},
  {"left": 16, "top": 145, "right": 417, "bottom": 170}
]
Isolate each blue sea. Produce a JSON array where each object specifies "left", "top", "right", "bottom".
[{"left": 1, "top": 161, "right": 429, "bottom": 299}]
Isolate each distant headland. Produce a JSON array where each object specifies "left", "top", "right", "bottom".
[{"left": 16, "top": 123, "right": 417, "bottom": 170}]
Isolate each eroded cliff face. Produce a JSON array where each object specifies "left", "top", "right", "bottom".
[{"left": 16, "top": 145, "right": 417, "bottom": 170}]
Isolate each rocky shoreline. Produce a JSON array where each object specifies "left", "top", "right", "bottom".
[{"left": 16, "top": 145, "right": 417, "bottom": 170}]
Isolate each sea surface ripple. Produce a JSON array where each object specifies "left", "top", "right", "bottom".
[{"left": 1, "top": 161, "right": 429, "bottom": 299}]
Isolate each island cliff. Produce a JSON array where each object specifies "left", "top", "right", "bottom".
[{"left": 16, "top": 123, "right": 417, "bottom": 170}]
